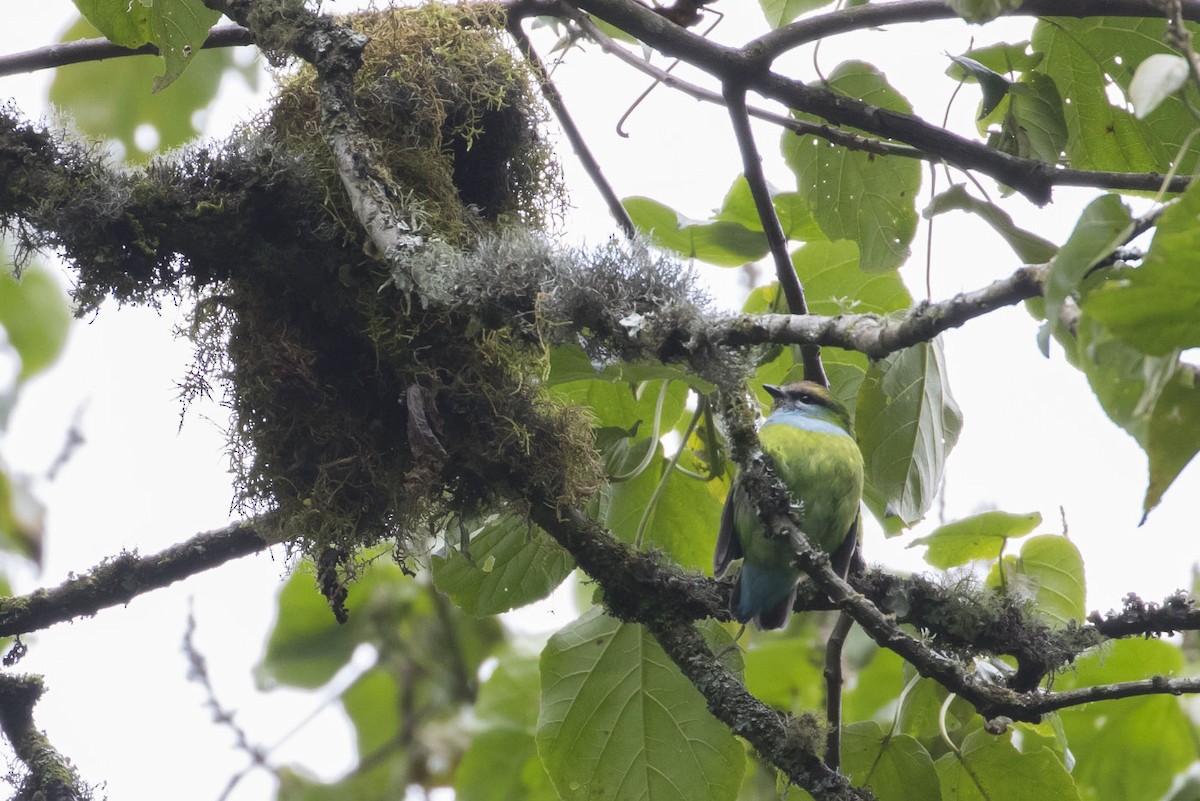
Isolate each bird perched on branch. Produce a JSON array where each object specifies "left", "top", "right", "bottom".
[{"left": 714, "top": 381, "right": 864, "bottom": 630}]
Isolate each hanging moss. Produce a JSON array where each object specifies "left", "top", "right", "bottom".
[
  {"left": 177, "top": 3, "right": 595, "bottom": 570},
  {"left": 267, "top": 2, "right": 563, "bottom": 243}
]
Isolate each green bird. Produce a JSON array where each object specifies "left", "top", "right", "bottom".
[{"left": 714, "top": 381, "right": 864, "bottom": 630}]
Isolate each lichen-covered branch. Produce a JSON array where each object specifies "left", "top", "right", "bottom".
[
  {"left": 527, "top": 501, "right": 872, "bottom": 800},
  {"left": 0, "top": 520, "right": 276, "bottom": 638},
  {"left": 0, "top": 674, "right": 92, "bottom": 801}
]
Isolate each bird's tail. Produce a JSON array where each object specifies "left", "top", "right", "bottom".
[{"left": 731, "top": 563, "right": 799, "bottom": 631}]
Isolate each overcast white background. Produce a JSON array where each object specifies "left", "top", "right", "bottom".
[{"left": 0, "top": 2, "right": 1197, "bottom": 800}]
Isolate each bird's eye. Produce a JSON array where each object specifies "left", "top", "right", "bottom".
[{"left": 797, "top": 392, "right": 814, "bottom": 404}]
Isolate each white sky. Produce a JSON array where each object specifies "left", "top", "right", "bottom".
[{"left": 1, "top": 3, "right": 1197, "bottom": 801}]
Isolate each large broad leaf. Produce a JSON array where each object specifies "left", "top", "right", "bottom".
[
  {"left": 537, "top": 609, "right": 745, "bottom": 801},
  {"left": 52, "top": 17, "right": 256, "bottom": 160},
  {"left": 0, "top": 264, "right": 71, "bottom": 382},
  {"left": 1041, "top": 194, "right": 1132, "bottom": 349},
  {"left": 989, "top": 535, "right": 1086, "bottom": 628},
  {"left": 991, "top": 72, "right": 1068, "bottom": 165},
  {"left": 73, "top": 0, "right": 220, "bottom": 91},
  {"left": 605, "top": 443, "right": 727, "bottom": 573},
  {"left": 713, "top": 175, "right": 823, "bottom": 242},
  {"left": 1144, "top": 368, "right": 1200, "bottom": 516},
  {"left": 856, "top": 340, "right": 962, "bottom": 532},
  {"left": 934, "top": 729, "right": 1079, "bottom": 800},
  {"left": 841, "top": 721, "right": 940, "bottom": 801},
  {"left": 782, "top": 61, "right": 921, "bottom": 273},
  {"left": 622, "top": 197, "right": 768, "bottom": 267},
  {"left": 1032, "top": 17, "right": 1200, "bottom": 173},
  {"left": 432, "top": 513, "right": 575, "bottom": 616},
  {"left": 1085, "top": 181, "right": 1200, "bottom": 355},
  {"left": 1056, "top": 639, "right": 1194, "bottom": 801},
  {"left": 1074, "top": 313, "right": 1198, "bottom": 518},
  {"left": 909, "top": 510, "right": 1042, "bottom": 569}
]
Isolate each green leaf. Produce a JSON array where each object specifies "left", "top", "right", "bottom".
[
  {"left": 622, "top": 197, "right": 768, "bottom": 267},
  {"left": 783, "top": 62, "right": 921, "bottom": 272},
  {"left": 256, "top": 567, "right": 368, "bottom": 690},
  {"left": 792, "top": 240, "right": 912, "bottom": 316},
  {"left": 475, "top": 654, "right": 543, "bottom": 730},
  {"left": 909, "top": 511, "right": 1042, "bottom": 569},
  {"left": 1145, "top": 367, "right": 1200, "bottom": 516},
  {"left": 924, "top": 185, "right": 1057, "bottom": 264},
  {"left": 935, "top": 729, "right": 1079, "bottom": 800},
  {"left": 459, "top": 728, "right": 558, "bottom": 801},
  {"left": 51, "top": 17, "right": 255, "bottom": 160},
  {"left": 605, "top": 444, "right": 728, "bottom": 572},
  {"left": 758, "top": 0, "right": 835, "bottom": 29},
  {"left": 742, "top": 633, "right": 825, "bottom": 711},
  {"left": 1075, "top": 312, "right": 1170, "bottom": 446},
  {"left": 856, "top": 340, "right": 962, "bottom": 531},
  {"left": 1011, "top": 535, "right": 1086, "bottom": 627},
  {"left": 953, "top": 41, "right": 1043, "bottom": 76},
  {"left": 1056, "top": 640, "right": 1194, "bottom": 801},
  {"left": 1042, "top": 194, "right": 1132, "bottom": 348},
  {"left": 73, "top": 0, "right": 220, "bottom": 91},
  {"left": 432, "top": 513, "right": 575, "bottom": 616},
  {"left": 1085, "top": 181, "right": 1200, "bottom": 355},
  {"left": 997, "top": 72, "right": 1068, "bottom": 164},
  {"left": 713, "top": 177, "right": 823, "bottom": 242},
  {"left": 537, "top": 609, "right": 745, "bottom": 801},
  {"left": 1032, "top": 17, "right": 1199, "bottom": 174},
  {"left": 341, "top": 668, "right": 406, "bottom": 761},
  {"left": 550, "top": 378, "right": 688, "bottom": 435},
  {"left": 0, "top": 265, "right": 71, "bottom": 382},
  {"left": 842, "top": 721, "right": 939, "bottom": 801}
]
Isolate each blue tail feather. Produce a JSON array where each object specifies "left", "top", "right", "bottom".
[{"left": 732, "top": 563, "right": 799, "bottom": 630}]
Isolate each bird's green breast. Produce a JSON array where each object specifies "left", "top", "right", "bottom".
[{"left": 751, "top": 421, "right": 864, "bottom": 553}]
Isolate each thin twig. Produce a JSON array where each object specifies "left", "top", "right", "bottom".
[
  {"left": 508, "top": 20, "right": 637, "bottom": 239},
  {"left": 0, "top": 24, "right": 254, "bottom": 78},
  {"left": 824, "top": 611, "right": 855, "bottom": 771},
  {"left": 723, "top": 83, "right": 826, "bottom": 385}
]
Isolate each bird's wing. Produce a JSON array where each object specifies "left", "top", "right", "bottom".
[{"left": 713, "top": 484, "right": 742, "bottom": 577}]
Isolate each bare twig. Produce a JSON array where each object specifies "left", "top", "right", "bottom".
[
  {"left": 723, "top": 83, "right": 825, "bottom": 384},
  {"left": 824, "top": 611, "right": 855, "bottom": 771},
  {"left": 508, "top": 20, "right": 637, "bottom": 239}
]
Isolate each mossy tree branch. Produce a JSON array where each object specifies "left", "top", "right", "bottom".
[
  {"left": 0, "top": 674, "right": 92, "bottom": 801},
  {"left": 0, "top": 521, "right": 277, "bottom": 638}
]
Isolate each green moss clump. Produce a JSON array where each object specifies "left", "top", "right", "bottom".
[
  {"left": 182, "top": 4, "right": 595, "bottom": 569},
  {"left": 268, "top": 2, "right": 563, "bottom": 244}
]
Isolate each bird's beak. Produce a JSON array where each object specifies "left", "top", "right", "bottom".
[{"left": 763, "top": 384, "right": 784, "bottom": 400}]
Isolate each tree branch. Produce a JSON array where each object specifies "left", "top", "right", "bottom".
[
  {"left": 715, "top": 264, "right": 1048, "bottom": 360},
  {"left": 0, "top": 674, "right": 91, "bottom": 801},
  {"left": 0, "top": 520, "right": 276, "bottom": 638},
  {"left": 747, "top": 0, "right": 1200, "bottom": 65},
  {"left": 0, "top": 24, "right": 254, "bottom": 78}
]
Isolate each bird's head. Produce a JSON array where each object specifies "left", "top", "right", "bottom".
[{"left": 763, "top": 381, "right": 854, "bottom": 436}]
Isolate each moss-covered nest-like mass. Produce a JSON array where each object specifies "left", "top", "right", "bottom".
[{"left": 177, "top": 3, "right": 598, "bottom": 570}]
